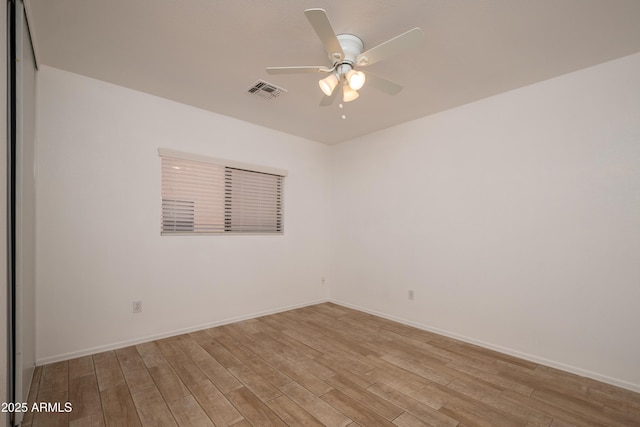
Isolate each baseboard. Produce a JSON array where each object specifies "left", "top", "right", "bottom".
[
  {"left": 36, "top": 298, "right": 330, "bottom": 366},
  {"left": 331, "top": 298, "right": 640, "bottom": 393},
  {"left": 36, "top": 296, "right": 640, "bottom": 393}
]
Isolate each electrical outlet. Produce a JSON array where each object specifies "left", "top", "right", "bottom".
[
  {"left": 408, "top": 290, "right": 414, "bottom": 300},
  {"left": 133, "top": 300, "right": 142, "bottom": 313}
]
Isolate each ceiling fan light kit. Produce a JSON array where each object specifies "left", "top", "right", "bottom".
[
  {"left": 346, "top": 69, "right": 366, "bottom": 91},
  {"left": 319, "top": 73, "right": 340, "bottom": 96},
  {"left": 319, "top": 66, "right": 365, "bottom": 102},
  {"left": 342, "top": 84, "right": 360, "bottom": 102},
  {"left": 266, "top": 8, "right": 424, "bottom": 106}
]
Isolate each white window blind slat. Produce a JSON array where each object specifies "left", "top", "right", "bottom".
[{"left": 160, "top": 150, "right": 285, "bottom": 235}]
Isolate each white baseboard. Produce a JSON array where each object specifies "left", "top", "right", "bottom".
[
  {"left": 330, "top": 298, "right": 640, "bottom": 393},
  {"left": 36, "top": 296, "right": 640, "bottom": 394},
  {"left": 36, "top": 298, "right": 330, "bottom": 366}
]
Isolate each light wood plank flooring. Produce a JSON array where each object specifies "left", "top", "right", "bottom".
[{"left": 23, "top": 303, "right": 640, "bottom": 426}]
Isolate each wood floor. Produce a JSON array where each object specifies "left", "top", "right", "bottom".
[{"left": 23, "top": 303, "right": 640, "bottom": 427}]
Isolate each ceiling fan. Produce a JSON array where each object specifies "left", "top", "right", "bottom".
[{"left": 266, "top": 8, "right": 424, "bottom": 105}]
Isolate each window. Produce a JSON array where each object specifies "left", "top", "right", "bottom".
[{"left": 159, "top": 149, "right": 286, "bottom": 235}]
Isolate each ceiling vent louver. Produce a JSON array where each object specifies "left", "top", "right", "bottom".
[{"left": 247, "top": 80, "right": 287, "bottom": 100}]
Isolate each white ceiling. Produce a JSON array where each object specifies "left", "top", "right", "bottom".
[{"left": 25, "top": 0, "right": 640, "bottom": 145}]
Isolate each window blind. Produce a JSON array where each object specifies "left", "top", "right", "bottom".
[
  {"left": 159, "top": 149, "right": 286, "bottom": 235},
  {"left": 225, "top": 167, "right": 284, "bottom": 233}
]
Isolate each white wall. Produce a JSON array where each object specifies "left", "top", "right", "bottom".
[
  {"left": 36, "top": 53, "right": 640, "bottom": 392},
  {"left": 36, "top": 66, "right": 330, "bottom": 363},
  {"left": 329, "top": 53, "right": 640, "bottom": 391}
]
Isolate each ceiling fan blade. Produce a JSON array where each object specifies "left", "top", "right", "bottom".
[
  {"left": 364, "top": 72, "right": 404, "bottom": 95},
  {"left": 356, "top": 28, "right": 424, "bottom": 66},
  {"left": 304, "top": 8, "right": 344, "bottom": 61},
  {"left": 319, "top": 86, "right": 340, "bottom": 107},
  {"left": 266, "top": 66, "right": 332, "bottom": 74}
]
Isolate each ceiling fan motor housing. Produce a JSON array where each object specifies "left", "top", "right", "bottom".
[{"left": 333, "top": 34, "right": 364, "bottom": 66}]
